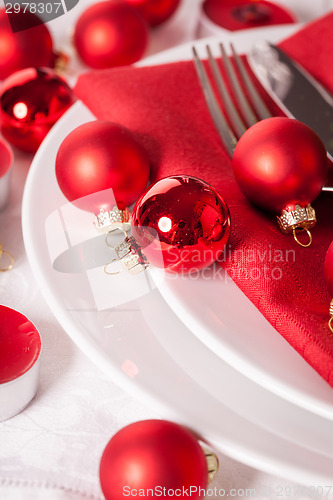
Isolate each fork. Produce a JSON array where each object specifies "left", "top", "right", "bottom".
[{"left": 192, "top": 43, "right": 333, "bottom": 193}]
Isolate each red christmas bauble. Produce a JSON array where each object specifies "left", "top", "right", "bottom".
[
  {"left": 0, "top": 68, "right": 74, "bottom": 153},
  {"left": 131, "top": 175, "right": 231, "bottom": 273},
  {"left": 0, "top": 9, "right": 54, "bottom": 80},
  {"left": 123, "top": 0, "right": 181, "bottom": 27},
  {"left": 73, "top": 1, "right": 149, "bottom": 69},
  {"left": 56, "top": 120, "right": 150, "bottom": 212},
  {"left": 233, "top": 117, "right": 328, "bottom": 213},
  {"left": 324, "top": 241, "right": 333, "bottom": 296},
  {"left": 99, "top": 420, "right": 208, "bottom": 500}
]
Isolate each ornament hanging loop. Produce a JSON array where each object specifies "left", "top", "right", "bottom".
[
  {"left": 292, "top": 226, "right": 312, "bottom": 248},
  {"left": 328, "top": 317, "right": 333, "bottom": 335},
  {"left": 0, "top": 243, "right": 14, "bottom": 272},
  {"left": 328, "top": 299, "right": 333, "bottom": 334},
  {"left": 104, "top": 259, "right": 123, "bottom": 276}
]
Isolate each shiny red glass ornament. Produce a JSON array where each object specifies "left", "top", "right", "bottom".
[
  {"left": 202, "top": 0, "right": 295, "bottom": 31},
  {"left": 0, "top": 68, "right": 74, "bottom": 153},
  {"left": 56, "top": 120, "right": 150, "bottom": 212},
  {"left": 0, "top": 9, "right": 54, "bottom": 80},
  {"left": 233, "top": 117, "right": 327, "bottom": 213},
  {"left": 73, "top": 1, "right": 149, "bottom": 69},
  {"left": 123, "top": 0, "right": 181, "bottom": 27},
  {"left": 99, "top": 420, "right": 208, "bottom": 500},
  {"left": 131, "top": 175, "right": 231, "bottom": 273}
]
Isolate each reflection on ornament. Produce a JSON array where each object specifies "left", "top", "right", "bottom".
[
  {"left": 158, "top": 216, "right": 172, "bottom": 233},
  {"left": 12, "top": 102, "right": 28, "bottom": 120},
  {"left": 0, "top": 68, "right": 74, "bottom": 153},
  {"left": 233, "top": 117, "right": 328, "bottom": 247}
]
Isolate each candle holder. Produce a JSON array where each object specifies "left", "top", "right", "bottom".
[
  {"left": 0, "top": 137, "right": 13, "bottom": 212},
  {"left": 0, "top": 306, "right": 41, "bottom": 421},
  {"left": 198, "top": 0, "right": 295, "bottom": 36}
]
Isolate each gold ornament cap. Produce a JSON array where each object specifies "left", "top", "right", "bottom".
[
  {"left": 94, "top": 207, "right": 131, "bottom": 233},
  {"left": 277, "top": 204, "right": 316, "bottom": 247}
]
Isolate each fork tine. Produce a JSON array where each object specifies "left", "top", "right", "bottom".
[
  {"left": 206, "top": 45, "right": 246, "bottom": 139},
  {"left": 220, "top": 43, "right": 257, "bottom": 128},
  {"left": 230, "top": 43, "right": 271, "bottom": 120},
  {"left": 192, "top": 46, "right": 237, "bottom": 158}
]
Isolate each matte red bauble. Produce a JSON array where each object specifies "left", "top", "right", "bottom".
[
  {"left": 233, "top": 117, "right": 327, "bottom": 244},
  {"left": 123, "top": 0, "right": 181, "bottom": 27},
  {"left": 0, "top": 68, "right": 74, "bottom": 153},
  {"left": 99, "top": 420, "right": 208, "bottom": 500},
  {"left": 73, "top": 1, "right": 149, "bottom": 69},
  {"left": 0, "top": 9, "right": 54, "bottom": 80},
  {"left": 55, "top": 120, "right": 150, "bottom": 212},
  {"left": 131, "top": 175, "right": 231, "bottom": 273}
]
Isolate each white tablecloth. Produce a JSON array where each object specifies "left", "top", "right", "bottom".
[{"left": 1, "top": 0, "right": 333, "bottom": 498}]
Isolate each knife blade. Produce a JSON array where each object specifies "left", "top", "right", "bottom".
[{"left": 248, "top": 41, "right": 333, "bottom": 161}]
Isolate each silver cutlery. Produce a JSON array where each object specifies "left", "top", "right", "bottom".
[{"left": 192, "top": 42, "right": 333, "bottom": 193}]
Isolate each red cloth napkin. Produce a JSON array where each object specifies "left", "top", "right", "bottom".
[{"left": 74, "top": 13, "right": 333, "bottom": 387}]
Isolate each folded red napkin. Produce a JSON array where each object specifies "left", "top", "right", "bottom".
[{"left": 74, "top": 12, "right": 333, "bottom": 387}]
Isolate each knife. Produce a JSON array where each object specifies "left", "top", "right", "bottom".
[{"left": 248, "top": 41, "right": 333, "bottom": 167}]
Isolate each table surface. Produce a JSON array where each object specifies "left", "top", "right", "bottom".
[{"left": 1, "top": 0, "right": 333, "bottom": 498}]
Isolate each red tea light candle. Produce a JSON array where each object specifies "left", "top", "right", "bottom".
[
  {"left": 0, "top": 138, "right": 13, "bottom": 211},
  {"left": 0, "top": 306, "right": 41, "bottom": 421},
  {"left": 200, "top": 0, "right": 295, "bottom": 33}
]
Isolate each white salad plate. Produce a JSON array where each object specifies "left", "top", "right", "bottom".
[{"left": 22, "top": 26, "right": 333, "bottom": 485}]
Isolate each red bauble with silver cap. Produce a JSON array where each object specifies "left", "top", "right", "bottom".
[
  {"left": 232, "top": 117, "right": 328, "bottom": 246},
  {"left": 131, "top": 175, "right": 231, "bottom": 274},
  {"left": 99, "top": 420, "right": 216, "bottom": 500}
]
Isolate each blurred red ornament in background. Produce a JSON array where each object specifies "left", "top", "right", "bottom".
[
  {"left": 55, "top": 120, "right": 150, "bottom": 212},
  {"left": 73, "top": 1, "right": 149, "bottom": 69},
  {"left": 202, "top": 0, "right": 295, "bottom": 31},
  {"left": 131, "top": 175, "right": 231, "bottom": 273},
  {"left": 0, "top": 68, "right": 74, "bottom": 153},
  {"left": 99, "top": 420, "right": 208, "bottom": 500},
  {"left": 123, "top": 0, "right": 181, "bottom": 27},
  {"left": 0, "top": 9, "right": 54, "bottom": 80}
]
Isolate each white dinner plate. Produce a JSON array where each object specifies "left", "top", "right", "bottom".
[
  {"left": 22, "top": 27, "right": 333, "bottom": 485},
  {"left": 141, "top": 25, "right": 333, "bottom": 420}
]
